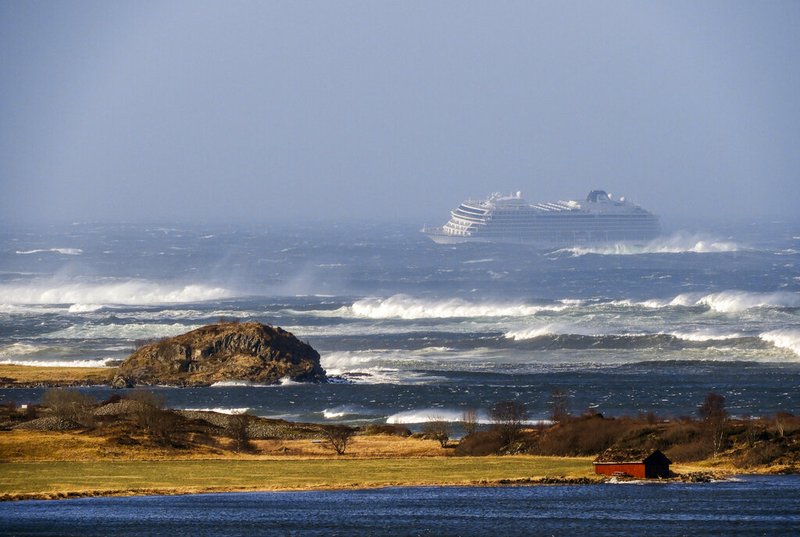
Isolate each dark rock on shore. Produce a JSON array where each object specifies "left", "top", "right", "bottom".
[{"left": 112, "top": 322, "right": 326, "bottom": 387}]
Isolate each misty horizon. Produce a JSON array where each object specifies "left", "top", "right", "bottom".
[{"left": 2, "top": 1, "right": 799, "bottom": 226}]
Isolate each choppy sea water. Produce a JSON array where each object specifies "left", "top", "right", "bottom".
[
  {"left": 0, "top": 221, "right": 798, "bottom": 422},
  {"left": 1, "top": 476, "right": 799, "bottom": 536}
]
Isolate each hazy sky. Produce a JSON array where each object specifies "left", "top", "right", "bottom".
[{"left": 1, "top": 1, "right": 798, "bottom": 225}]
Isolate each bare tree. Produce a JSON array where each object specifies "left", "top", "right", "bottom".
[
  {"left": 422, "top": 416, "right": 451, "bottom": 447},
  {"left": 460, "top": 408, "right": 479, "bottom": 436},
  {"left": 125, "top": 389, "right": 177, "bottom": 445},
  {"left": 698, "top": 392, "right": 728, "bottom": 456},
  {"left": 549, "top": 389, "right": 570, "bottom": 424},
  {"left": 227, "top": 412, "right": 253, "bottom": 453},
  {"left": 42, "top": 388, "right": 95, "bottom": 427},
  {"left": 490, "top": 400, "right": 528, "bottom": 446},
  {"left": 322, "top": 425, "right": 357, "bottom": 455}
]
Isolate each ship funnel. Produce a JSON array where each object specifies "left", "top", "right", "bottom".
[{"left": 516, "top": 191, "right": 522, "bottom": 198}]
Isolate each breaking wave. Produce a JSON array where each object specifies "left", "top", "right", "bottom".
[
  {"left": 45, "top": 322, "right": 197, "bottom": 340},
  {"left": 385, "top": 409, "right": 550, "bottom": 425},
  {"left": 180, "top": 407, "right": 250, "bottom": 414},
  {"left": 760, "top": 329, "right": 800, "bottom": 358},
  {"left": 343, "top": 294, "right": 568, "bottom": 319},
  {"left": 668, "top": 290, "right": 800, "bottom": 313},
  {"left": 15, "top": 248, "right": 83, "bottom": 255},
  {"left": 0, "top": 357, "right": 114, "bottom": 367},
  {"left": 386, "top": 409, "right": 487, "bottom": 424},
  {"left": 505, "top": 324, "right": 592, "bottom": 341},
  {"left": 555, "top": 232, "right": 743, "bottom": 256},
  {"left": 0, "top": 280, "right": 235, "bottom": 306},
  {"left": 0, "top": 343, "right": 45, "bottom": 358},
  {"left": 322, "top": 405, "right": 374, "bottom": 419}
]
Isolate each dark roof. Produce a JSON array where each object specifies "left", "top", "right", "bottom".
[{"left": 593, "top": 448, "right": 671, "bottom": 465}]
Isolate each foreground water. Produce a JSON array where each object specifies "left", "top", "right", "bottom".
[
  {"left": 1, "top": 221, "right": 798, "bottom": 421},
  {"left": 1, "top": 476, "right": 799, "bottom": 536}
]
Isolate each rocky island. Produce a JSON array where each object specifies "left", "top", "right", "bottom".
[{"left": 112, "top": 321, "right": 326, "bottom": 388}]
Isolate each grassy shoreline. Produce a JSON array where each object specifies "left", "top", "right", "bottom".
[
  {"left": 1, "top": 365, "right": 795, "bottom": 501},
  {"left": 0, "top": 456, "right": 603, "bottom": 501},
  {"left": 0, "top": 364, "right": 115, "bottom": 387}
]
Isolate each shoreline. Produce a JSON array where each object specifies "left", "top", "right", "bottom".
[
  {"left": 0, "top": 474, "right": 608, "bottom": 503},
  {"left": 0, "top": 458, "right": 738, "bottom": 503},
  {"left": 0, "top": 364, "right": 116, "bottom": 388}
]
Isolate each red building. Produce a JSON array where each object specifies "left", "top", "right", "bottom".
[{"left": 593, "top": 449, "right": 671, "bottom": 478}]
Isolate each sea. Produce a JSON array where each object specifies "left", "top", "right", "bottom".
[
  {"left": 1, "top": 220, "right": 799, "bottom": 534},
  {"left": 1, "top": 476, "right": 799, "bottom": 536},
  {"left": 1, "top": 220, "right": 798, "bottom": 422}
]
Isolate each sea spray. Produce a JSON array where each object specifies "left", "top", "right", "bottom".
[{"left": 0, "top": 280, "right": 235, "bottom": 306}]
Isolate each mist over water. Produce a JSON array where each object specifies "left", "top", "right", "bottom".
[{"left": 0, "top": 221, "right": 798, "bottom": 422}]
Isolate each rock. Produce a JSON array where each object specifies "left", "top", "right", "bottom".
[
  {"left": 13, "top": 416, "right": 82, "bottom": 431},
  {"left": 114, "top": 322, "right": 326, "bottom": 387},
  {"left": 111, "top": 375, "right": 134, "bottom": 389}
]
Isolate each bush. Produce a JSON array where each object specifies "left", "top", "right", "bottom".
[
  {"left": 734, "top": 443, "right": 785, "bottom": 468},
  {"left": 490, "top": 401, "right": 528, "bottom": 446},
  {"left": 124, "top": 390, "right": 178, "bottom": 445},
  {"left": 454, "top": 430, "right": 506, "bottom": 456},
  {"left": 667, "top": 440, "right": 714, "bottom": 462},
  {"left": 421, "top": 418, "right": 451, "bottom": 448},
  {"left": 361, "top": 424, "right": 411, "bottom": 436},
  {"left": 536, "top": 415, "right": 627, "bottom": 456},
  {"left": 322, "top": 425, "right": 357, "bottom": 455},
  {"left": 41, "top": 389, "right": 95, "bottom": 427},
  {"left": 227, "top": 413, "right": 254, "bottom": 453}
]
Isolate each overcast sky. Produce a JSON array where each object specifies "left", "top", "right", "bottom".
[{"left": 1, "top": 1, "right": 798, "bottom": 225}]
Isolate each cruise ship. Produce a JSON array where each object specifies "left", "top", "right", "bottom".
[{"left": 423, "top": 190, "right": 660, "bottom": 246}]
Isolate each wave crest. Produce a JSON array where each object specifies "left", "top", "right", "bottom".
[
  {"left": 345, "top": 294, "right": 565, "bottom": 320},
  {"left": 555, "top": 232, "right": 743, "bottom": 256},
  {"left": 671, "top": 290, "right": 800, "bottom": 313},
  {"left": 0, "top": 280, "right": 235, "bottom": 306},
  {"left": 16, "top": 248, "right": 83, "bottom": 255},
  {"left": 760, "top": 329, "right": 800, "bottom": 358}
]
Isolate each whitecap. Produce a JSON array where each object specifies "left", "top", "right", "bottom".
[
  {"left": 553, "top": 232, "right": 743, "bottom": 257},
  {"left": 0, "top": 358, "right": 115, "bottom": 367},
  {"left": 0, "top": 279, "right": 236, "bottom": 306},
  {"left": 344, "top": 294, "right": 565, "bottom": 320},
  {"left": 180, "top": 407, "right": 250, "bottom": 415},
  {"left": 16, "top": 248, "right": 83, "bottom": 255},
  {"left": 760, "top": 329, "right": 800, "bottom": 358},
  {"left": 68, "top": 303, "right": 106, "bottom": 313}
]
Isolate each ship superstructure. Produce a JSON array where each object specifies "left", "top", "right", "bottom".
[{"left": 423, "top": 190, "right": 660, "bottom": 245}]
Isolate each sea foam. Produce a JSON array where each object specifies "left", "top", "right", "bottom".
[
  {"left": 15, "top": 248, "right": 83, "bottom": 255},
  {"left": 345, "top": 294, "right": 565, "bottom": 320},
  {"left": 760, "top": 329, "right": 800, "bottom": 358},
  {"left": 0, "top": 280, "right": 235, "bottom": 306},
  {"left": 0, "top": 358, "right": 115, "bottom": 367},
  {"left": 554, "top": 232, "right": 742, "bottom": 256},
  {"left": 671, "top": 290, "right": 800, "bottom": 313}
]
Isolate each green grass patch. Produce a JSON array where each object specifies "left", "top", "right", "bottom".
[{"left": 0, "top": 457, "right": 595, "bottom": 499}]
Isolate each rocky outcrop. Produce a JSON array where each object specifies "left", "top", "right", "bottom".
[{"left": 112, "top": 322, "right": 326, "bottom": 387}]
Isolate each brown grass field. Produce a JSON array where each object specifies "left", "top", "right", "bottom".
[
  {"left": 0, "top": 364, "right": 115, "bottom": 386},
  {"left": 0, "top": 430, "right": 602, "bottom": 500}
]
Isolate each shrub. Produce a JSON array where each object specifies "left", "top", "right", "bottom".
[
  {"left": 421, "top": 418, "right": 451, "bottom": 448},
  {"left": 41, "top": 389, "right": 95, "bottom": 427},
  {"left": 455, "top": 430, "right": 506, "bottom": 456},
  {"left": 734, "top": 443, "right": 785, "bottom": 468},
  {"left": 361, "top": 424, "right": 411, "bottom": 436},
  {"left": 460, "top": 408, "right": 479, "bottom": 436},
  {"left": 490, "top": 401, "right": 528, "bottom": 446},
  {"left": 322, "top": 425, "right": 357, "bottom": 455},
  {"left": 537, "top": 415, "right": 623, "bottom": 456},
  {"left": 124, "top": 390, "right": 178, "bottom": 445},
  {"left": 667, "top": 439, "right": 714, "bottom": 462},
  {"left": 227, "top": 413, "right": 254, "bottom": 453}
]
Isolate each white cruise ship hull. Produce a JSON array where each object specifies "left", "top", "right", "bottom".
[{"left": 424, "top": 190, "right": 661, "bottom": 247}]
